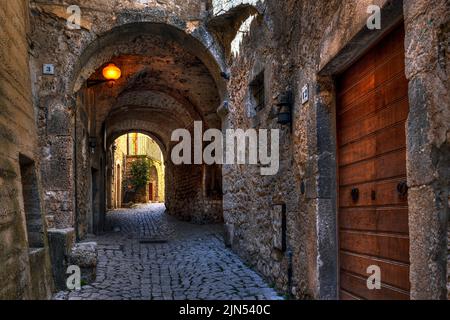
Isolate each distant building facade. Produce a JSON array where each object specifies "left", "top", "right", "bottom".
[{"left": 111, "top": 133, "right": 165, "bottom": 208}]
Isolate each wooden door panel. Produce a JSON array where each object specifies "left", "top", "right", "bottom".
[
  {"left": 339, "top": 137, "right": 376, "bottom": 167},
  {"left": 373, "top": 26, "right": 406, "bottom": 63},
  {"left": 340, "top": 290, "right": 361, "bottom": 300},
  {"left": 338, "top": 74, "right": 408, "bottom": 122},
  {"left": 339, "top": 150, "right": 406, "bottom": 186},
  {"left": 339, "top": 208, "right": 409, "bottom": 234},
  {"left": 338, "top": 73, "right": 376, "bottom": 110},
  {"left": 340, "top": 231, "right": 410, "bottom": 263},
  {"left": 339, "top": 54, "right": 405, "bottom": 109},
  {"left": 340, "top": 252, "right": 410, "bottom": 291},
  {"left": 339, "top": 123, "right": 406, "bottom": 166},
  {"left": 340, "top": 272, "right": 409, "bottom": 300},
  {"left": 338, "top": 26, "right": 405, "bottom": 93},
  {"left": 338, "top": 98, "right": 409, "bottom": 146},
  {"left": 339, "top": 179, "right": 408, "bottom": 207},
  {"left": 337, "top": 24, "right": 410, "bottom": 300}
]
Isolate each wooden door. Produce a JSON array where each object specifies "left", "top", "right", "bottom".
[
  {"left": 149, "top": 183, "right": 154, "bottom": 202},
  {"left": 337, "top": 25, "right": 410, "bottom": 300}
]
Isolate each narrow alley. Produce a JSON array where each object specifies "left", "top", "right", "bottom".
[
  {"left": 54, "top": 204, "right": 281, "bottom": 300},
  {"left": 0, "top": 0, "right": 448, "bottom": 303}
]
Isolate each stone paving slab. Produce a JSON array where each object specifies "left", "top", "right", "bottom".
[{"left": 54, "top": 204, "right": 282, "bottom": 300}]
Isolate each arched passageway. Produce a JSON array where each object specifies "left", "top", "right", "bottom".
[
  {"left": 68, "top": 22, "right": 225, "bottom": 236},
  {"left": 2, "top": 0, "right": 447, "bottom": 302},
  {"left": 109, "top": 132, "right": 165, "bottom": 208}
]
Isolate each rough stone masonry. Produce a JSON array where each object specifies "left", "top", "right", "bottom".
[{"left": 0, "top": 0, "right": 448, "bottom": 300}]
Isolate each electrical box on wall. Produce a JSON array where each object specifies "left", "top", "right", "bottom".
[
  {"left": 301, "top": 84, "right": 309, "bottom": 104},
  {"left": 271, "top": 203, "right": 287, "bottom": 252}
]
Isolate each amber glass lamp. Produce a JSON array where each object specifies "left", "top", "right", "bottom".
[
  {"left": 87, "top": 63, "right": 122, "bottom": 88},
  {"left": 102, "top": 63, "right": 122, "bottom": 81}
]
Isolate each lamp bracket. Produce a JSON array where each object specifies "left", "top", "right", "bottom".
[{"left": 87, "top": 79, "right": 114, "bottom": 88}]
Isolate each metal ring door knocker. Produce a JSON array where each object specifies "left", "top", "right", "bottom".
[
  {"left": 351, "top": 188, "right": 360, "bottom": 202},
  {"left": 397, "top": 181, "right": 408, "bottom": 198}
]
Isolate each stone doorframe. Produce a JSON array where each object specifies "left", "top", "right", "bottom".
[{"left": 317, "top": 0, "right": 449, "bottom": 300}]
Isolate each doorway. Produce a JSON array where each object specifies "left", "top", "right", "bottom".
[{"left": 337, "top": 25, "right": 410, "bottom": 300}]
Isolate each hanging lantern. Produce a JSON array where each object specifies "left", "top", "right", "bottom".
[
  {"left": 277, "top": 90, "right": 293, "bottom": 125},
  {"left": 102, "top": 63, "right": 122, "bottom": 81},
  {"left": 87, "top": 63, "right": 122, "bottom": 88}
]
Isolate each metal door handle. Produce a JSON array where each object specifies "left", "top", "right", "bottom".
[{"left": 351, "top": 188, "right": 359, "bottom": 202}]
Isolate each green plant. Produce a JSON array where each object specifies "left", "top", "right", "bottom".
[{"left": 128, "top": 158, "right": 154, "bottom": 191}]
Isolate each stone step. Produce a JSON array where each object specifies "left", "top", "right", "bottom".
[{"left": 46, "top": 215, "right": 55, "bottom": 229}]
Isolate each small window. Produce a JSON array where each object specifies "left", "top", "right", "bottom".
[
  {"left": 250, "top": 71, "right": 265, "bottom": 112},
  {"left": 19, "top": 155, "right": 44, "bottom": 249}
]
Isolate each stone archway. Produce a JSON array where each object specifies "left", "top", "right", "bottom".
[
  {"left": 70, "top": 22, "right": 228, "bottom": 99},
  {"left": 29, "top": 1, "right": 229, "bottom": 236},
  {"left": 73, "top": 24, "right": 225, "bottom": 233}
]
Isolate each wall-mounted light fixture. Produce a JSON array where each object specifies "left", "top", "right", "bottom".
[
  {"left": 87, "top": 63, "right": 122, "bottom": 88},
  {"left": 102, "top": 63, "right": 122, "bottom": 81},
  {"left": 276, "top": 90, "right": 293, "bottom": 125}
]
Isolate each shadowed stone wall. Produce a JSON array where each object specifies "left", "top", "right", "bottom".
[
  {"left": 0, "top": 0, "right": 53, "bottom": 299},
  {"left": 219, "top": 0, "right": 449, "bottom": 300},
  {"left": 219, "top": 0, "right": 343, "bottom": 300},
  {"left": 403, "top": 0, "right": 450, "bottom": 300}
]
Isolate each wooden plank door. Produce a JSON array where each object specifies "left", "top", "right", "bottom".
[
  {"left": 149, "top": 183, "right": 154, "bottom": 202},
  {"left": 337, "top": 25, "right": 410, "bottom": 300}
]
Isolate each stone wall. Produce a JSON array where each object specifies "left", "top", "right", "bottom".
[
  {"left": 221, "top": 0, "right": 341, "bottom": 299},
  {"left": 0, "top": 0, "right": 53, "bottom": 299},
  {"left": 127, "top": 133, "right": 164, "bottom": 160},
  {"left": 29, "top": 0, "right": 226, "bottom": 238},
  {"left": 403, "top": 0, "right": 450, "bottom": 300},
  {"left": 111, "top": 134, "right": 127, "bottom": 209},
  {"left": 165, "top": 160, "right": 223, "bottom": 224},
  {"left": 212, "top": 0, "right": 263, "bottom": 15},
  {"left": 156, "top": 162, "right": 165, "bottom": 203},
  {"left": 166, "top": 162, "right": 203, "bottom": 221},
  {"left": 75, "top": 92, "right": 92, "bottom": 238},
  {"left": 220, "top": 0, "right": 449, "bottom": 300}
]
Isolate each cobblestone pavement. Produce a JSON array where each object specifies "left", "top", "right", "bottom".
[{"left": 54, "top": 204, "right": 282, "bottom": 300}]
